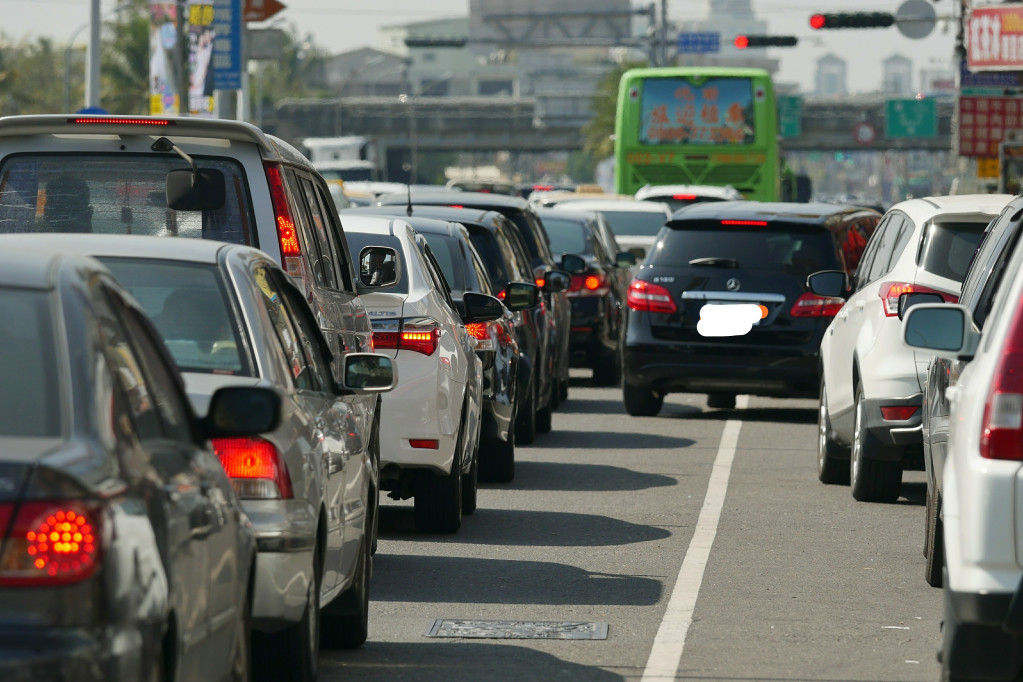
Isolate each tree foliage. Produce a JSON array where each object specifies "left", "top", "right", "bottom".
[{"left": 581, "top": 60, "right": 646, "bottom": 161}]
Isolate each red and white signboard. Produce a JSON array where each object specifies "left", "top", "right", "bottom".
[
  {"left": 958, "top": 95, "right": 1023, "bottom": 157},
  {"left": 967, "top": 5, "right": 1023, "bottom": 71}
]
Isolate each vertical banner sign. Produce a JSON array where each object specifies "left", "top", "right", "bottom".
[
  {"left": 967, "top": 5, "right": 1023, "bottom": 71},
  {"left": 213, "top": 0, "right": 242, "bottom": 91},
  {"left": 188, "top": 0, "right": 216, "bottom": 116},
  {"left": 149, "top": 2, "right": 181, "bottom": 114}
]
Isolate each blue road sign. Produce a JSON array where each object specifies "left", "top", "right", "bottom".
[
  {"left": 677, "top": 32, "right": 721, "bottom": 54},
  {"left": 212, "top": 0, "right": 242, "bottom": 91}
]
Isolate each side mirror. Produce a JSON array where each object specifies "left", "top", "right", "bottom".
[
  {"left": 902, "top": 303, "right": 978, "bottom": 361},
  {"left": 628, "top": 247, "right": 646, "bottom": 261},
  {"left": 502, "top": 281, "right": 540, "bottom": 311},
  {"left": 358, "top": 246, "right": 400, "bottom": 289},
  {"left": 543, "top": 270, "right": 571, "bottom": 293},
  {"left": 201, "top": 386, "right": 281, "bottom": 438},
  {"left": 807, "top": 270, "right": 849, "bottom": 299},
  {"left": 898, "top": 291, "right": 944, "bottom": 321},
  {"left": 560, "top": 253, "right": 587, "bottom": 274},
  {"left": 340, "top": 353, "right": 396, "bottom": 394},
  {"left": 462, "top": 292, "right": 504, "bottom": 323},
  {"left": 166, "top": 168, "right": 226, "bottom": 211},
  {"left": 616, "top": 251, "right": 637, "bottom": 268}
]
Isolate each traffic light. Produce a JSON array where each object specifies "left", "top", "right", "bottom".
[
  {"left": 733, "top": 35, "right": 798, "bottom": 49},
  {"left": 809, "top": 12, "right": 895, "bottom": 29}
]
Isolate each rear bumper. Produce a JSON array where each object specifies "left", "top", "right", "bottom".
[
  {"left": 243, "top": 500, "right": 316, "bottom": 629},
  {"left": 0, "top": 624, "right": 157, "bottom": 681},
  {"left": 859, "top": 394, "right": 923, "bottom": 459}
]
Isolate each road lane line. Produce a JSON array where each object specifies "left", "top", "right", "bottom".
[{"left": 641, "top": 396, "right": 748, "bottom": 681}]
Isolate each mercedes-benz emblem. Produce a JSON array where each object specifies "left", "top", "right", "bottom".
[{"left": 726, "top": 278, "right": 740, "bottom": 291}]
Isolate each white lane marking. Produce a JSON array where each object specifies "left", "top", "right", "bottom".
[{"left": 641, "top": 395, "right": 748, "bottom": 681}]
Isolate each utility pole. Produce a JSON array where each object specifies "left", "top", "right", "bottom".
[
  {"left": 85, "top": 0, "right": 101, "bottom": 109},
  {"left": 660, "top": 0, "right": 669, "bottom": 66}
]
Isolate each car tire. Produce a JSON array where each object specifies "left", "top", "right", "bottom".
[
  {"left": 560, "top": 378, "right": 569, "bottom": 403},
  {"left": 515, "top": 379, "right": 537, "bottom": 445},
  {"left": 321, "top": 533, "right": 370, "bottom": 650},
  {"left": 623, "top": 381, "right": 663, "bottom": 417},
  {"left": 939, "top": 575, "right": 1023, "bottom": 681},
  {"left": 481, "top": 430, "right": 515, "bottom": 483},
  {"left": 592, "top": 348, "right": 622, "bottom": 387},
  {"left": 707, "top": 393, "right": 736, "bottom": 409},
  {"left": 817, "top": 377, "right": 850, "bottom": 485},
  {"left": 924, "top": 486, "right": 944, "bottom": 588},
  {"left": 254, "top": 549, "right": 319, "bottom": 681},
  {"left": 536, "top": 395, "right": 553, "bottom": 434},
  {"left": 414, "top": 443, "right": 463, "bottom": 534},
  {"left": 850, "top": 385, "right": 903, "bottom": 503}
]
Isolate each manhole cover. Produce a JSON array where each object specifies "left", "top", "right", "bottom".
[{"left": 425, "top": 619, "right": 608, "bottom": 640}]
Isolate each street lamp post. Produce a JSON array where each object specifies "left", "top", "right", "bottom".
[{"left": 66, "top": 0, "right": 132, "bottom": 112}]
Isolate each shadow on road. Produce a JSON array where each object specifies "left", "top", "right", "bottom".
[
  {"left": 502, "top": 461, "right": 678, "bottom": 493},
  {"left": 897, "top": 480, "right": 926, "bottom": 506},
  {"left": 556, "top": 396, "right": 627, "bottom": 415},
  {"left": 367, "top": 553, "right": 663, "bottom": 607},
  {"left": 674, "top": 406, "right": 817, "bottom": 425},
  {"left": 530, "top": 429, "right": 694, "bottom": 450},
  {"left": 378, "top": 507, "right": 672, "bottom": 548},
  {"left": 321, "top": 641, "right": 626, "bottom": 681}
]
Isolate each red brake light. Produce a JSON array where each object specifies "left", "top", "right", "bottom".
[
  {"left": 69, "top": 117, "right": 172, "bottom": 126},
  {"left": 264, "top": 163, "right": 302, "bottom": 274},
  {"left": 790, "top": 292, "right": 844, "bottom": 317},
  {"left": 409, "top": 439, "right": 440, "bottom": 449},
  {"left": 465, "top": 322, "right": 488, "bottom": 340},
  {"left": 568, "top": 273, "right": 609, "bottom": 297},
  {"left": 981, "top": 300, "right": 1023, "bottom": 461},
  {"left": 879, "top": 281, "right": 956, "bottom": 317},
  {"left": 627, "top": 279, "right": 677, "bottom": 313},
  {"left": 213, "top": 437, "right": 293, "bottom": 499},
  {"left": 372, "top": 330, "right": 400, "bottom": 349},
  {"left": 496, "top": 289, "right": 506, "bottom": 300},
  {"left": 448, "top": 204, "right": 465, "bottom": 209},
  {"left": 535, "top": 278, "right": 546, "bottom": 289},
  {"left": 672, "top": 194, "right": 697, "bottom": 201},
  {"left": 401, "top": 329, "right": 439, "bottom": 355},
  {"left": 0, "top": 501, "right": 102, "bottom": 586},
  {"left": 721, "top": 220, "right": 768, "bottom": 226}
]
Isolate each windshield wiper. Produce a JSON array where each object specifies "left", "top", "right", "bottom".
[{"left": 688, "top": 257, "right": 739, "bottom": 268}]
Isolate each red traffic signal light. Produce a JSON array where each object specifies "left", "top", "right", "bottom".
[
  {"left": 809, "top": 12, "right": 894, "bottom": 29},
  {"left": 810, "top": 14, "right": 827, "bottom": 30},
  {"left": 734, "top": 35, "right": 798, "bottom": 49}
]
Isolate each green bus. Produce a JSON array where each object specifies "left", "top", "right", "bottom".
[{"left": 614, "top": 66, "right": 781, "bottom": 201}]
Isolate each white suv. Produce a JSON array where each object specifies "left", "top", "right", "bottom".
[
  {"left": 810, "top": 194, "right": 1011, "bottom": 502},
  {"left": 902, "top": 244, "right": 1023, "bottom": 680}
]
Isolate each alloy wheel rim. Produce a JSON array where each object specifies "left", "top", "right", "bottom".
[
  {"left": 852, "top": 397, "right": 862, "bottom": 484},
  {"left": 818, "top": 400, "right": 828, "bottom": 470}
]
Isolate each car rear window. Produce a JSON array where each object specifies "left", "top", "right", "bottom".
[
  {"left": 421, "top": 233, "right": 467, "bottom": 294},
  {"left": 0, "top": 289, "right": 61, "bottom": 437},
  {"left": 539, "top": 216, "right": 593, "bottom": 255},
  {"left": 343, "top": 232, "right": 410, "bottom": 294},
  {"left": 467, "top": 231, "right": 511, "bottom": 288},
  {"left": 0, "top": 154, "right": 255, "bottom": 244},
  {"left": 597, "top": 210, "right": 668, "bottom": 237},
  {"left": 99, "top": 258, "right": 253, "bottom": 376},
  {"left": 918, "top": 221, "right": 986, "bottom": 281},
  {"left": 651, "top": 220, "right": 841, "bottom": 274}
]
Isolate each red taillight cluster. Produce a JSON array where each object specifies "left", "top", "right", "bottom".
[
  {"left": 568, "top": 272, "right": 609, "bottom": 297},
  {"left": 879, "top": 281, "right": 957, "bottom": 317},
  {"left": 0, "top": 501, "right": 102, "bottom": 586},
  {"left": 790, "top": 292, "right": 845, "bottom": 318},
  {"left": 980, "top": 300, "right": 1023, "bottom": 461},
  {"left": 372, "top": 319, "right": 441, "bottom": 356},
  {"left": 627, "top": 279, "right": 677, "bottom": 313},
  {"left": 264, "top": 163, "right": 303, "bottom": 277},
  {"left": 213, "top": 437, "right": 293, "bottom": 499}
]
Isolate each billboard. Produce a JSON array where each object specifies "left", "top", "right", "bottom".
[
  {"left": 967, "top": 5, "right": 1023, "bottom": 71},
  {"left": 150, "top": 2, "right": 181, "bottom": 114}
]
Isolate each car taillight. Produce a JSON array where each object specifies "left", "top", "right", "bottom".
[
  {"left": 409, "top": 439, "right": 439, "bottom": 449},
  {"left": 878, "top": 281, "right": 957, "bottom": 317},
  {"left": 465, "top": 322, "right": 496, "bottom": 352},
  {"left": 569, "top": 273, "right": 609, "bottom": 297},
  {"left": 627, "top": 279, "right": 677, "bottom": 313},
  {"left": 881, "top": 406, "right": 919, "bottom": 421},
  {"left": 790, "top": 292, "right": 845, "bottom": 317},
  {"left": 213, "top": 437, "right": 293, "bottom": 499},
  {"left": 372, "top": 330, "right": 400, "bottom": 349},
  {"left": 673, "top": 194, "right": 697, "bottom": 200},
  {"left": 373, "top": 318, "right": 441, "bottom": 355},
  {"left": 980, "top": 300, "right": 1023, "bottom": 461},
  {"left": 0, "top": 501, "right": 102, "bottom": 586},
  {"left": 263, "top": 163, "right": 303, "bottom": 277}
]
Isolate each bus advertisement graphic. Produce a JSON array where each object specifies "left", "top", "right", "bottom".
[{"left": 639, "top": 77, "right": 755, "bottom": 146}]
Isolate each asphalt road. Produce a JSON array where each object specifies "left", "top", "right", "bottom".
[{"left": 320, "top": 371, "right": 941, "bottom": 681}]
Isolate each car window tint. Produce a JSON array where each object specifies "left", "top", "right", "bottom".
[
  {"left": 419, "top": 240, "right": 458, "bottom": 310},
  {"left": 100, "top": 258, "right": 250, "bottom": 376},
  {"left": 275, "top": 272, "right": 333, "bottom": 393},
  {"left": 505, "top": 212, "right": 544, "bottom": 263},
  {"left": 255, "top": 266, "right": 316, "bottom": 391},
  {"left": 422, "top": 233, "right": 467, "bottom": 295},
  {"left": 469, "top": 249, "right": 495, "bottom": 296},
  {"left": 0, "top": 154, "right": 254, "bottom": 243},
  {"left": 298, "top": 175, "right": 339, "bottom": 289},
  {"left": 314, "top": 184, "right": 357, "bottom": 292},
  {"left": 863, "top": 215, "right": 903, "bottom": 282},
  {"left": 540, "top": 216, "right": 593, "bottom": 256},
  {"left": 595, "top": 210, "right": 668, "bottom": 237},
  {"left": 965, "top": 211, "right": 1023, "bottom": 328},
  {"left": 499, "top": 222, "right": 535, "bottom": 280},
  {"left": 885, "top": 216, "right": 915, "bottom": 272},
  {"left": 0, "top": 289, "right": 61, "bottom": 437},
  {"left": 467, "top": 231, "right": 510, "bottom": 287},
  {"left": 852, "top": 217, "right": 885, "bottom": 289},
  {"left": 918, "top": 221, "right": 988, "bottom": 281},
  {"left": 285, "top": 170, "right": 330, "bottom": 290}
]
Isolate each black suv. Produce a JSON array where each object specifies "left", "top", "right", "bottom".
[{"left": 623, "top": 201, "right": 875, "bottom": 416}]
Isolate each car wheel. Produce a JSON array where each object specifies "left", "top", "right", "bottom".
[
  {"left": 707, "top": 393, "right": 736, "bottom": 409},
  {"left": 515, "top": 379, "right": 537, "bottom": 445},
  {"left": 592, "top": 347, "right": 622, "bottom": 387},
  {"left": 850, "top": 385, "right": 902, "bottom": 503},
  {"left": 253, "top": 549, "right": 319, "bottom": 682},
  {"left": 924, "top": 485, "right": 944, "bottom": 588},
  {"left": 623, "top": 381, "right": 663, "bottom": 417},
  {"left": 536, "top": 393, "right": 553, "bottom": 434},
  {"left": 817, "top": 377, "right": 850, "bottom": 485},
  {"left": 560, "top": 377, "right": 569, "bottom": 403},
  {"left": 321, "top": 532, "right": 370, "bottom": 650},
  {"left": 414, "top": 441, "right": 462, "bottom": 534}
]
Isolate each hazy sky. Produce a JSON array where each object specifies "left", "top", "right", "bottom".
[{"left": 6, "top": 0, "right": 961, "bottom": 94}]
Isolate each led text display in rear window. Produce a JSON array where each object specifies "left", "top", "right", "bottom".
[{"left": 640, "top": 77, "right": 756, "bottom": 146}]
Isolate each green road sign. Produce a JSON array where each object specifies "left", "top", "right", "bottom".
[
  {"left": 778, "top": 95, "right": 802, "bottom": 138},
  {"left": 886, "top": 98, "right": 937, "bottom": 138}
]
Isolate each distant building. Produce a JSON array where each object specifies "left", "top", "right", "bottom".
[
  {"left": 814, "top": 54, "right": 847, "bottom": 96},
  {"left": 919, "top": 64, "right": 956, "bottom": 94},
  {"left": 672, "top": 0, "right": 778, "bottom": 74},
  {"left": 883, "top": 54, "right": 913, "bottom": 95}
]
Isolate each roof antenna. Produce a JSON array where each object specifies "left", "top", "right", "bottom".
[{"left": 406, "top": 181, "right": 413, "bottom": 217}]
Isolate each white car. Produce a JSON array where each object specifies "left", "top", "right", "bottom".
[
  {"left": 902, "top": 245, "right": 1023, "bottom": 680},
  {"left": 811, "top": 194, "right": 1012, "bottom": 502},
  {"left": 343, "top": 215, "right": 504, "bottom": 533},
  {"left": 634, "top": 183, "right": 744, "bottom": 213},
  {"left": 549, "top": 198, "right": 672, "bottom": 263}
]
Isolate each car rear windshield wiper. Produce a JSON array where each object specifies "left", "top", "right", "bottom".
[{"left": 688, "top": 257, "right": 739, "bottom": 268}]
